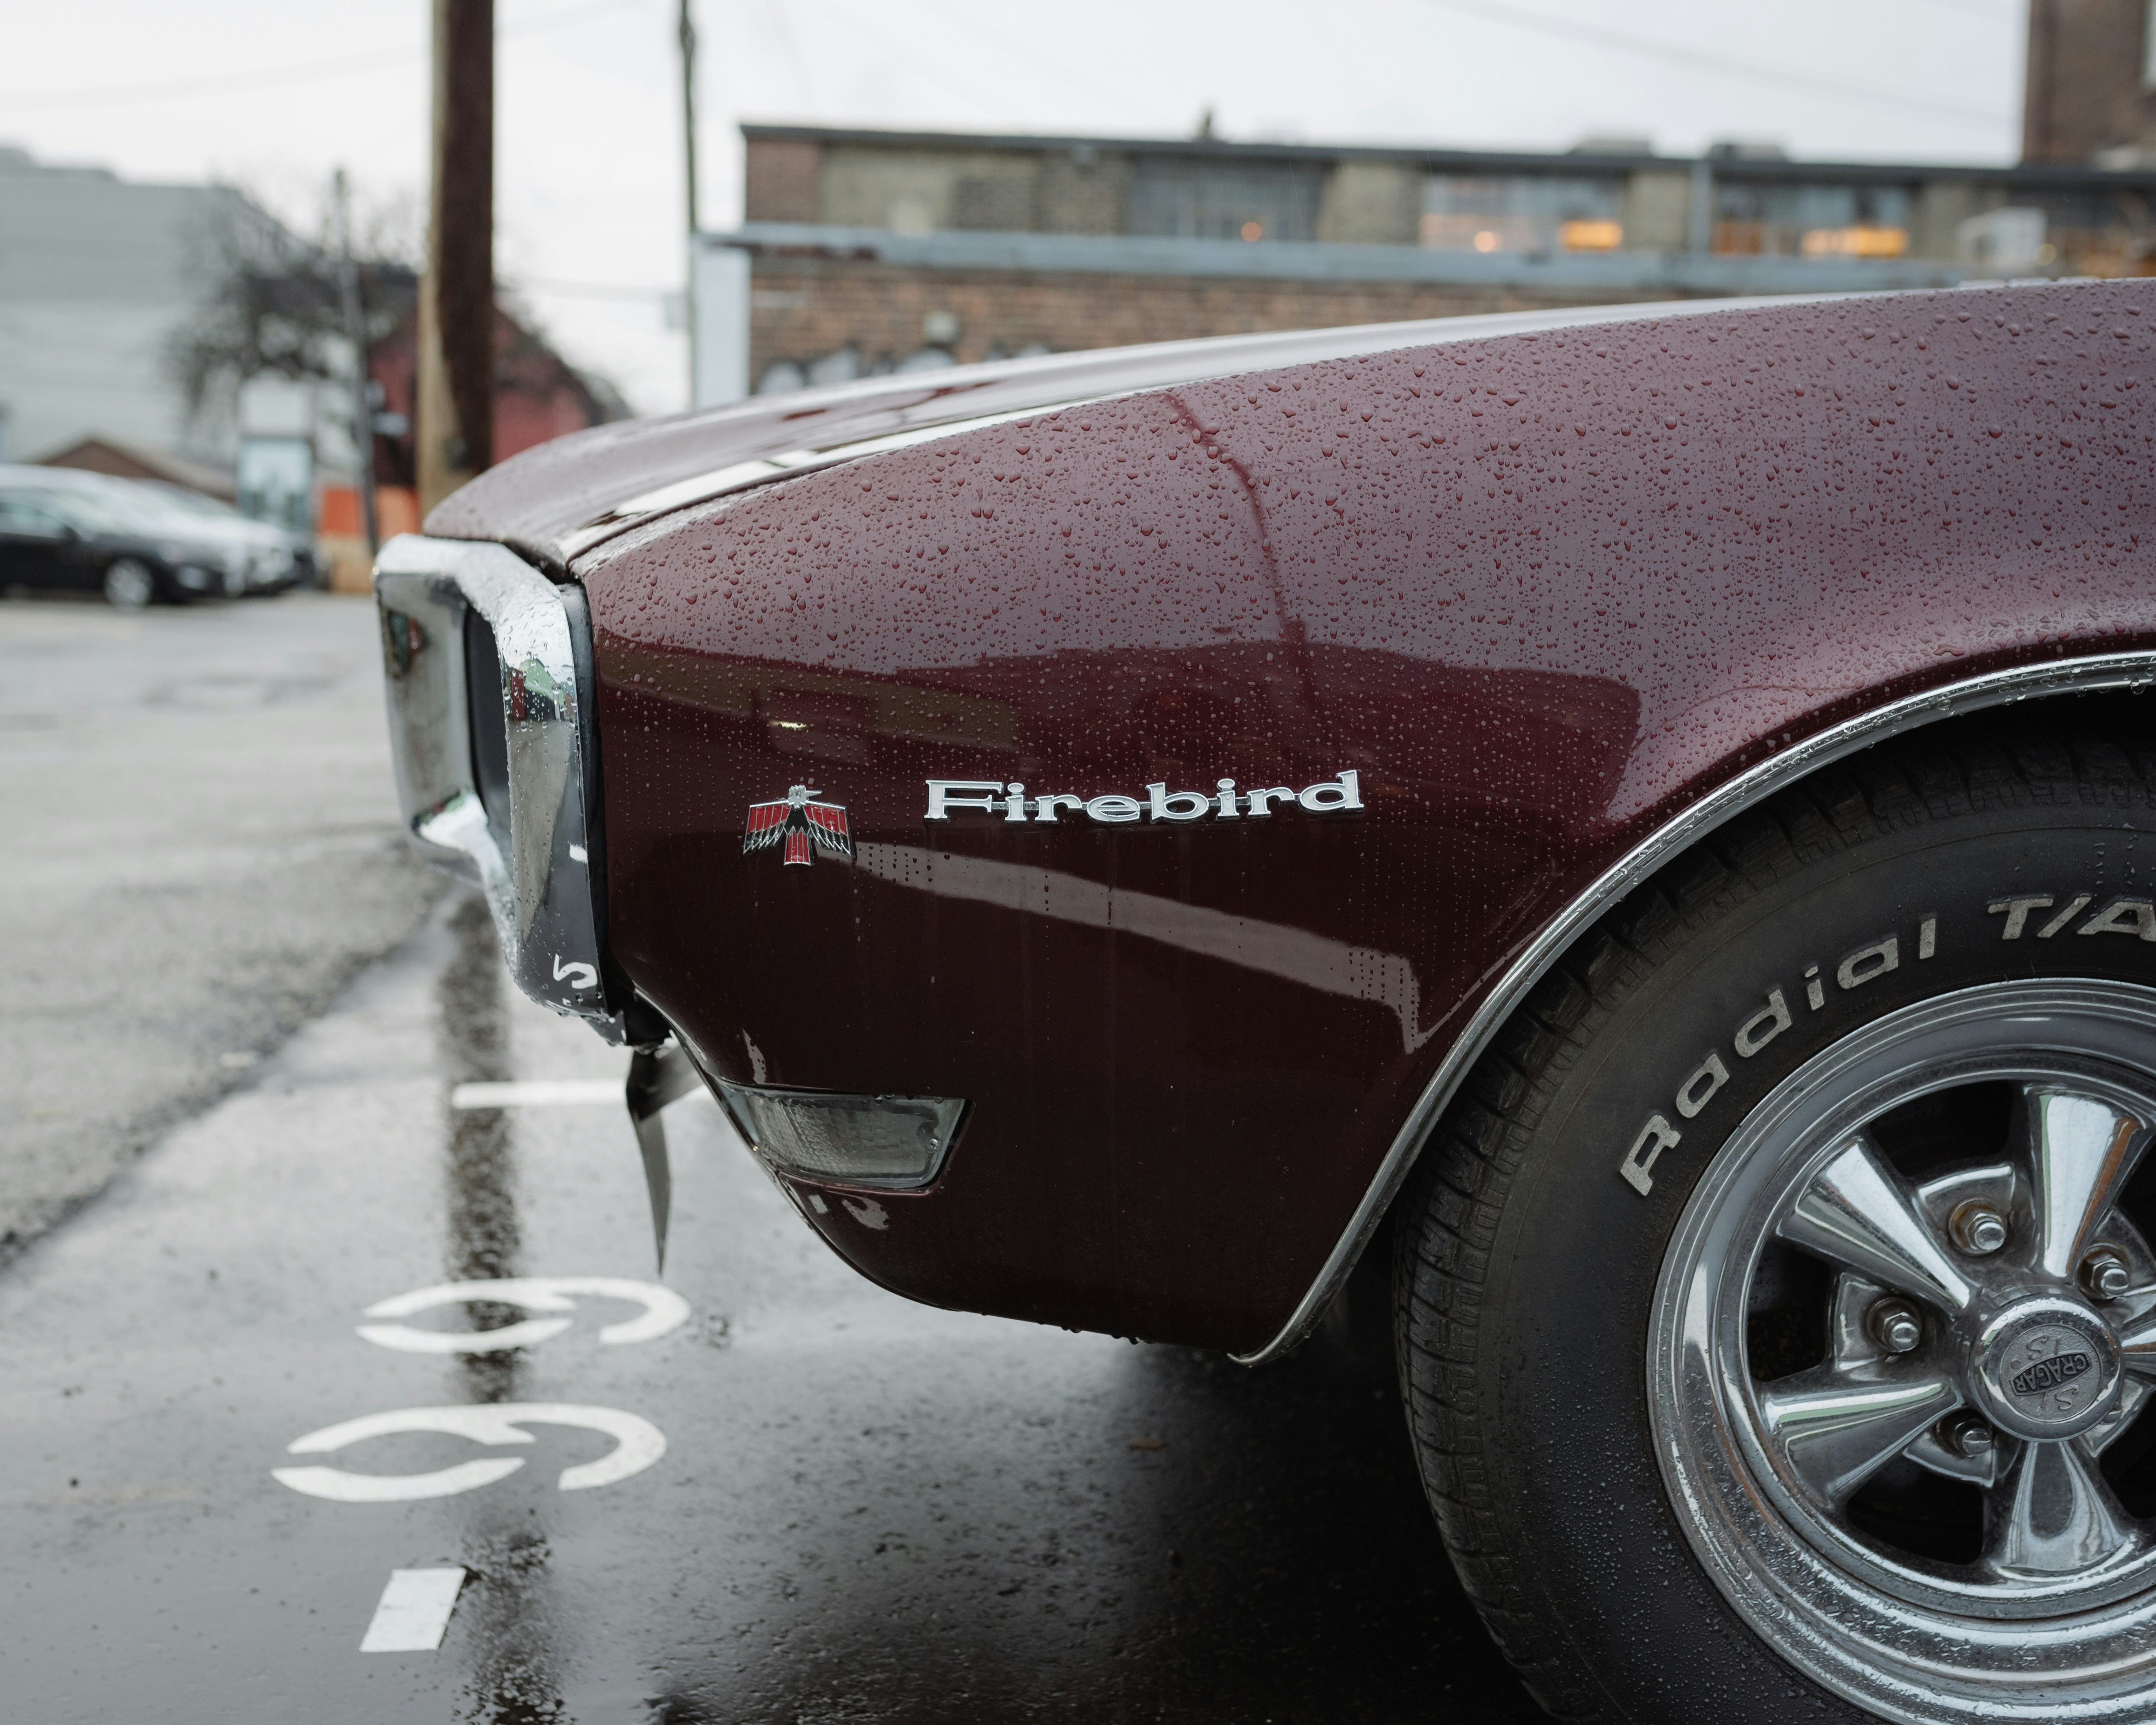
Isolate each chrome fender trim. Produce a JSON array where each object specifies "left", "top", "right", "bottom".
[
  {"left": 374, "top": 533, "right": 620, "bottom": 1034},
  {"left": 1233, "top": 648, "right": 2156, "bottom": 1365}
]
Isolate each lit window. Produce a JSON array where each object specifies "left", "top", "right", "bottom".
[
  {"left": 1128, "top": 160, "right": 1321, "bottom": 242},
  {"left": 1714, "top": 180, "right": 1912, "bottom": 257},
  {"left": 1422, "top": 173, "right": 1624, "bottom": 254},
  {"left": 1800, "top": 225, "right": 1909, "bottom": 258}
]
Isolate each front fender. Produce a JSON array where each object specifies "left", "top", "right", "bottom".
[{"left": 581, "top": 278, "right": 2156, "bottom": 1354}]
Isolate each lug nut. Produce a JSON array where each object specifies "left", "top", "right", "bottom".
[
  {"left": 1941, "top": 1414, "right": 1995, "bottom": 1460},
  {"left": 1950, "top": 1201, "right": 2008, "bottom": 1256},
  {"left": 1869, "top": 1298, "right": 1924, "bottom": 1355},
  {"left": 2081, "top": 1247, "right": 2133, "bottom": 1303}
]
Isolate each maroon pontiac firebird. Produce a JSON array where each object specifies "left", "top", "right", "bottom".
[{"left": 378, "top": 281, "right": 2156, "bottom": 1724}]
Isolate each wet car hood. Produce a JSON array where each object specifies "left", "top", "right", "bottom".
[{"left": 422, "top": 294, "right": 1836, "bottom": 575}]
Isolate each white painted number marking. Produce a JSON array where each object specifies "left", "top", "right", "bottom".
[
  {"left": 273, "top": 1403, "right": 667, "bottom": 1501},
  {"left": 360, "top": 1567, "right": 467, "bottom": 1652},
  {"left": 551, "top": 954, "right": 599, "bottom": 991},
  {"left": 356, "top": 1276, "right": 690, "bottom": 1354}
]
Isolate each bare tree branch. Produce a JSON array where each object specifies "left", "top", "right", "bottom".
[{"left": 167, "top": 179, "right": 418, "bottom": 422}]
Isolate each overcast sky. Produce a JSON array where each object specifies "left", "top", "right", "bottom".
[{"left": 4, "top": 0, "right": 2028, "bottom": 415}]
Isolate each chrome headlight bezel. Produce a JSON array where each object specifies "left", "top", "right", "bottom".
[{"left": 373, "top": 533, "right": 631, "bottom": 1040}]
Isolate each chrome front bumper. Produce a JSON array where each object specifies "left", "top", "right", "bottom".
[{"left": 373, "top": 533, "right": 633, "bottom": 1041}]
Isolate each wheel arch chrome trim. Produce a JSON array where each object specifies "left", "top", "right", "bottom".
[{"left": 1233, "top": 648, "right": 2156, "bottom": 1366}]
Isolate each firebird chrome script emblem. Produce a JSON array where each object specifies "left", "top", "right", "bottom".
[
  {"left": 744, "top": 785, "right": 854, "bottom": 867},
  {"left": 924, "top": 771, "right": 1363, "bottom": 826}
]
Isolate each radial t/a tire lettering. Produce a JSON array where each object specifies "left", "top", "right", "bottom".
[{"left": 1394, "top": 715, "right": 2156, "bottom": 1724}]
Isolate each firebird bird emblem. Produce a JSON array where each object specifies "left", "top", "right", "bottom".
[{"left": 743, "top": 785, "right": 853, "bottom": 867}]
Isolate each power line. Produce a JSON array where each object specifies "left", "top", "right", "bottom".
[
  {"left": 0, "top": 0, "right": 651, "bottom": 112},
  {"left": 1910, "top": 0, "right": 2016, "bottom": 21},
  {"left": 1407, "top": 0, "right": 2013, "bottom": 131},
  {"left": 0, "top": 43, "right": 416, "bottom": 110},
  {"left": 805, "top": 0, "right": 1028, "bottom": 124},
  {"left": 906, "top": 0, "right": 1159, "bottom": 125},
  {"left": 2, "top": 0, "right": 2019, "bottom": 141},
  {"left": 519, "top": 276, "right": 673, "bottom": 299}
]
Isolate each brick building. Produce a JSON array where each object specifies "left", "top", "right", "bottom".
[
  {"left": 313, "top": 299, "right": 627, "bottom": 589},
  {"left": 698, "top": 98, "right": 2156, "bottom": 402},
  {"left": 2023, "top": 0, "right": 2156, "bottom": 165}
]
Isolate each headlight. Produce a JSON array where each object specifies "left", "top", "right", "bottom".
[{"left": 374, "top": 535, "right": 617, "bottom": 1034}]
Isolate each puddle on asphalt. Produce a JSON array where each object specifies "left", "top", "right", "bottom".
[
  {"left": 435, "top": 897, "right": 576, "bottom": 1720},
  {"left": 0, "top": 888, "right": 1546, "bottom": 1723}
]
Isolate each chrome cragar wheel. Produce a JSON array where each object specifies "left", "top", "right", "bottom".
[{"left": 1652, "top": 980, "right": 2156, "bottom": 1722}]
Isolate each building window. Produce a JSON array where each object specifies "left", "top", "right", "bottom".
[
  {"left": 950, "top": 176, "right": 1036, "bottom": 232},
  {"left": 1126, "top": 159, "right": 1323, "bottom": 243},
  {"left": 1711, "top": 180, "right": 1912, "bottom": 259},
  {"left": 1987, "top": 190, "right": 2144, "bottom": 273},
  {"left": 1957, "top": 207, "right": 2049, "bottom": 269},
  {"left": 1420, "top": 175, "right": 1625, "bottom": 253}
]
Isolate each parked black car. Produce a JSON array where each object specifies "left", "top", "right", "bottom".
[{"left": 0, "top": 481, "right": 234, "bottom": 608}]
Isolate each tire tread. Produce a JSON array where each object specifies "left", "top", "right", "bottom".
[{"left": 1391, "top": 714, "right": 2153, "bottom": 1722}]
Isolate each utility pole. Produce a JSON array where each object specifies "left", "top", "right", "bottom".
[
  {"left": 678, "top": 0, "right": 700, "bottom": 402},
  {"left": 417, "top": 0, "right": 494, "bottom": 516},
  {"left": 333, "top": 169, "right": 380, "bottom": 556}
]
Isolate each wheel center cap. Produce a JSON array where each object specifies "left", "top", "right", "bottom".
[{"left": 1970, "top": 1296, "right": 2122, "bottom": 1441}]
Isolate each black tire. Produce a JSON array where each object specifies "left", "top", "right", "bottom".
[{"left": 1393, "top": 711, "right": 2156, "bottom": 1723}]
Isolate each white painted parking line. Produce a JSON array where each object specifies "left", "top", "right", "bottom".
[
  {"left": 359, "top": 1567, "right": 467, "bottom": 1652},
  {"left": 449, "top": 1079, "right": 620, "bottom": 1109}
]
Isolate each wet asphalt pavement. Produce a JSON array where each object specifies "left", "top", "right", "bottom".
[
  {"left": 1, "top": 885, "right": 1546, "bottom": 1722},
  {"left": 0, "top": 589, "right": 441, "bottom": 1254}
]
